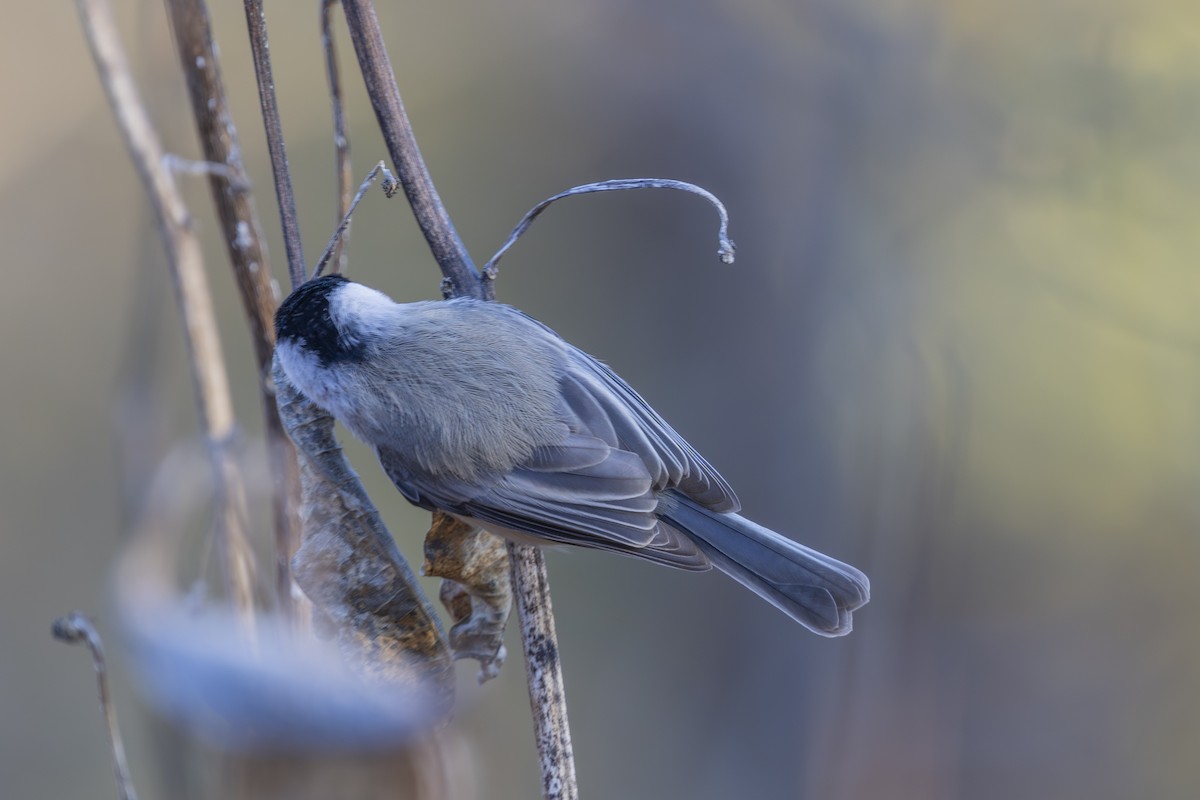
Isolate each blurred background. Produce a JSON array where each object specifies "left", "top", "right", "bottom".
[{"left": 4, "top": 0, "right": 1200, "bottom": 797}]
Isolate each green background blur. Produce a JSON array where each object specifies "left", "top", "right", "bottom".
[{"left": 4, "top": 0, "right": 1200, "bottom": 797}]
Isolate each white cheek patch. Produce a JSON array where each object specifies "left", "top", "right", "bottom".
[
  {"left": 276, "top": 338, "right": 380, "bottom": 441},
  {"left": 276, "top": 339, "right": 338, "bottom": 409}
]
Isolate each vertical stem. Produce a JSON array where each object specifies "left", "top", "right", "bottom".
[
  {"left": 339, "top": 0, "right": 485, "bottom": 299},
  {"left": 321, "top": 0, "right": 353, "bottom": 274},
  {"left": 242, "top": 0, "right": 306, "bottom": 289},
  {"left": 508, "top": 543, "right": 578, "bottom": 800}
]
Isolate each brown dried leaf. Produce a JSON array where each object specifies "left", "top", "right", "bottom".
[
  {"left": 423, "top": 512, "right": 512, "bottom": 682},
  {"left": 272, "top": 357, "right": 453, "bottom": 702}
]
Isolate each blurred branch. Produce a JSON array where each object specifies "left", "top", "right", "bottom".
[
  {"left": 339, "top": 0, "right": 484, "bottom": 300},
  {"left": 52, "top": 613, "right": 139, "bottom": 800},
  {"left": 75, "top": 0, "right": 258, "bottom": 634},
  {"left": 164, "top": 0, "right": 305, "bottom": 621},
  {"left": 114, "top": 445, "right": 454, "bottom": 756},
  {"left": 242, "top": 0, "right": 306, "bottom": 289},
  {"left": 160, "top": 154, "right": 233, "bottom": 179},
  {"left": 114, "top": 231, "right": 171, "bottom": 518},
  {"left": 322, "top": 0, "right": 353, "bottom": 274}
]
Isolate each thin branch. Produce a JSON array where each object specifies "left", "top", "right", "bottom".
[
  {"left": 164, "top": 0, "right": 304, "bottom": 621},
  {"left": 508, "top": 543, "right": 578, "bottom": 800},
  {"left": 52, "top": 613, "right": 139, "bottom": 800},
  {"left": 161, "top": 154, "right": 233, "bottom": 180},
  {"left": 310, "top": 160, "right": 398, "bottom": 281},
  {"left": 339, "top": 0, "right": 485, "bottom": 299},
  {"left": 76, "top": 0, "right": 257, "bottom": 634},
  {"left": 322, "top": 0, "right": 354, "bottom": 274},
  {"left": 485, "top": 178, "right": 737, "bottom": 279},
  {"left": 243, "top": 0, "right": 306, "bottom": 289}
]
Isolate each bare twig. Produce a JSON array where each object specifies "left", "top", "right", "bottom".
[
  {"left": 485, "top": 178, "right": 737, "bottom": 279},
  {"left": 161, "top": 154, "right": 233, "bottom": 180},
  {"left": 507, "top": 543, "right": 578, "bottom": 800},
  {"left": 52, "top": 613, "right": 139, "bottom": 800},
  {"left": 310, "top": 161, "right": 398, "bottom": 281},
  {"left": 164, "top": 0, "right": 304, "bottom": 621},
  {"left": 322, "top": 0, "right": 354, "bottom": 274},
  {"left": 242, "top": 0, "right": 306, "bottom": 289},
  {"left": 339, "top": 0, "right": 484, "bottom": 299},
  {"left": 76, "top": 0, "right": 258, "bottom": 633}
]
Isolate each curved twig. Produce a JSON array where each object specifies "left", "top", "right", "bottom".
[
  {"left": 484, "top": 178, "right": 737, "bottom": 278},
  {"left": 52, "top": 613, "right": 139, "bottom": 800},
  {"left": 310, "top": 161, "right": 398, "bottom": 281}
]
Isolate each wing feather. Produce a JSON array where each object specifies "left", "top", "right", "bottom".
[
  {"left": 378, "top": 435, "right": 709, "bottom": 569},
  {"left": 564, "top": 350, "right": 740, "bottom": 512},
  {"left": 372, "top": 309, "right": 734, "bottom": 570}
]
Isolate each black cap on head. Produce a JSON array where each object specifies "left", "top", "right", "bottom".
[{"left": 274, "top": 275, "right": 364, "bottom": 364}]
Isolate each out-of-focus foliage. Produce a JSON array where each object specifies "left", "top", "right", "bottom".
[{"left": 3, "top": 1, "right": 1199, "bottom": 798}]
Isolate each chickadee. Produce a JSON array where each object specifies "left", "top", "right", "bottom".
[{"left": 275, "top": 275, "right": 869, "bottom": 635}]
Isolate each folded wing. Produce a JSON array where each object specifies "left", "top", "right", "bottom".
[{"left": 375, "top": 335, "right": 740, "bottom": 570}]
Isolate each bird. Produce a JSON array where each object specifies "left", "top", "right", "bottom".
[{"left": 274, "top": 274, "right": 869, "bottom": 635}]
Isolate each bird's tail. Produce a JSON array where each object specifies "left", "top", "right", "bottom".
[{"left": 657, "top": 492, "right": 870, "bottom": 636}]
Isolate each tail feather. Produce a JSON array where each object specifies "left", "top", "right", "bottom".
[{"left": 657, "top": 492, "right": 869, "bottom": 636}]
